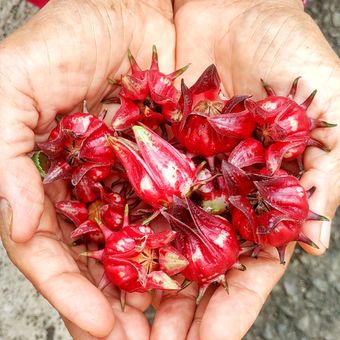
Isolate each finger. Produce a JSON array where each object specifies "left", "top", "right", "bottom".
[
  {"left": 187, "top": 285, "right": 216, "bottom": 340},
  {"left": 126, "top": 292, "right": 152, "bottom": 312},
  {"left": 151, "top": 289, "right": 163, "bottom": 309},
  {"left": 63, "top": 317, "right": 100, "bottom": 340},
  {"left": 111, "top": 301, "right": 150, "bottom": 340},
  {"left": 0, "top": 155, "right": 44, "bottom": 243},
  {"left": 64, "top": 301, "right": 151, "bottom": 340},
  {"left": 150, "top": 283, "right": 197, "bottom": 340},
  {"left": 299, "top": 168, "right": 338, "bottom": 255},
  {"left": 199, "top": 244, "right": 294, "bottom": 340},
  {"left": 0, "top": 82, "right": 44, "bottom": 242},
  {"left": 63, "top": 316, "right": 128, "bottom": 340},
  {"left": 304, "top": 145, "right": 340, "bottom": 173},
  {"left": 0, "top": 198, "right": 115, "bottom": 338}
]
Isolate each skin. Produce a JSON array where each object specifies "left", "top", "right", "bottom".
[
  {"left": 150, "top": 1, "right": 340, "bottom": 339},
  {"left": 0, "top": 0, "right": 174, "bottom": 338},
  {"left": 0, "top": 0, "right": 339, "bottom": 339}
]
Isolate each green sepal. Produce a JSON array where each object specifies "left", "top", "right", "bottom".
[{"left": 32, "top": 151, "right": 49, "bottom": 178}]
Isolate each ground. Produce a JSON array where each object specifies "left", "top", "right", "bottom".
[{"left": 0, "top": 1, "right": 339, "bottom": 339}]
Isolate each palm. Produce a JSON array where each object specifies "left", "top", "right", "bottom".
[
  {"left": 176, "top": 0, "right": 340, "bottom": 250},
  {"left": 0, "top": 0, "right": 175, "bottom": 338},
  {"left": 149, "top": 1, "right": 340, "bottom": 339},
  {"left": 0, "top": 0, "right": 175, "bottom": 241}
]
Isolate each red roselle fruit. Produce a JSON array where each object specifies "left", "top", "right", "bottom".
[
  {"left": 163, "top": 197, "right": 243, "bottom": 303},
  {"left": 227, "top": 171, "right": 328, "bottom": 263},
  {"left": 110, "top": 46, "right": 189, "bottom": 130},
  {"left": 39, "top": 112, "right": 115, "bottom": 184},
  {"left": 245, "top": 78, "right": 336, "bottom": 174},
  {"left": 172, "top": 65, "right": 255, "bottom": 158},
  {"left": 109, "top": 124, "right": 199, "bottom": 208},
  {"left": 83, "top": 208, "right": 188, "bottom": 294}
]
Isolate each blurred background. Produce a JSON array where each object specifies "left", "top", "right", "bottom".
[{"left": 0, "top": 0, "right": 339, "bottom": 339}]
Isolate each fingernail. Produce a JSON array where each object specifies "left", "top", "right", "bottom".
[
  {"left": 0, "top": 198, "right": 13, "bottom": 237},
  {"left": 319, "top": 220, "right": 331, "bottom": 249}
]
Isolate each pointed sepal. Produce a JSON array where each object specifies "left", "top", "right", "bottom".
[
  {"left": 159, "top": 245, "right": 189, "bottom": 276},
  {"left": 146, "top": 271, "right": 181, "bottom": 290},
  {"left": 221, "top": 160, "right": 255, "bottom": 196},
  {"left": 228, "top": 138, "right": 265, "bottom": 168}
]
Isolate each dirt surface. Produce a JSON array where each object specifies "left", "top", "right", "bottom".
[{"left": 0, "top": 1, "right": 339, "bottom": 339}]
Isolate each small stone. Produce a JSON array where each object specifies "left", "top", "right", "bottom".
[
  {"left": 323, "top": 13, "right": 332, "bottom": 25},
  {"left": 297, "top": 315, "right": 310, "bottom": 332},
  {"left": 276, "top": 323, "right": 290, "bottom": 338},
  {"left": 305, "top": 289, "right": 315, "bottom": 301},
  {"left": 279, "top": 304, "right": 295, "bottom": 317},
  {"left": 326, "top": 271, "right": 337, "bottom": 283},
  {"left": 283, "top": 279, "right": 299, "bottom": 300},
  {"left": 332, "top": 12, "right": 340, "bottom": 27},
  {"left": 322, "top": 2, "right": 330, "bottom": 11},
  {"left": 298, "top": 254, "right": 312, "bottom": 265},
  {"left": 304, "top": 300, "right": 316, "bottom": 309},
  {"left": 313, "top": 278, "right": 328, "bottom": 292},
  {"left": 329, "top": 2, "right": 337, "bottom": 12},
  {"left": 335, "top": 282, "right": 340, "bottom": 294},
  {"left": 263, "top": 324, "right": 274, "bottom": 340},
  {"left": 328, "top": 27, "right": 340, "bottom": 38}
]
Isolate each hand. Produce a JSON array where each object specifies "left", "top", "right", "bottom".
[
  {"left": 0, "top": 0, "right": 175, "bottom": 338},
  {"left": 150, "top": 1, "right": 340, "bottom": 339}
]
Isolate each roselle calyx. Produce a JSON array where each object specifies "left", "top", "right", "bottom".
[
  {"left": 109, "top": 124, "right": 198, "bottom": 208},
  {"left": 39, "top": 112, "right": 115, "bottom": 184},
  {"left": 110, "top": 46, "right": 189, "bottom": 130},
  {"left": 245, "top": 78, "right": 336, "bottom": 174},
  {"left": 73, "top": 176, "right": 104, "bottom": 203},
  {"left": 228, "top": 171, "right": 328, "bottom": 263},
  {"left": 55, "top": 200, "right": 104, "bottom": 244},
  {"left": 228, "top": 138, "right": 265, "bottom": 169},
  {"left": 83, "top": 208, "right": 186, "bottom": 293},
  {"left": 172, "top": 65, "right": 255, "bottom": 158},
  {"left": 163, "top": 197, "right": 242, "bottom": 302}
]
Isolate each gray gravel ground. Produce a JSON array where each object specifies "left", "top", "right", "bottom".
[{"left": 0, "top": 1, "right": 339, "bottom": 339}]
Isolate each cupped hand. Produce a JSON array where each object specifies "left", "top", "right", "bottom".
[
  {"left": 0, "top": 186, "right": 151, "bottom": 339},
  {"left": 150, "top": 1, "right": 340, "bottom": 339},
  {"left": 0, "top": 0, "right": 175, "bottom": 338}
]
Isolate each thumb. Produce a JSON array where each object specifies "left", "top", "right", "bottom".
[
  {"left": 0, "top": 102, "right": 44, "bottom": 243},
  {"left": 299, "top": 165, "right": 339, "bottom": 256}
]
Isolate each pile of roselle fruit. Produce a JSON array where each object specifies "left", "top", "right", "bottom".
[{"left": 33, "top": 47, "right": 335, "bottom": 304}]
